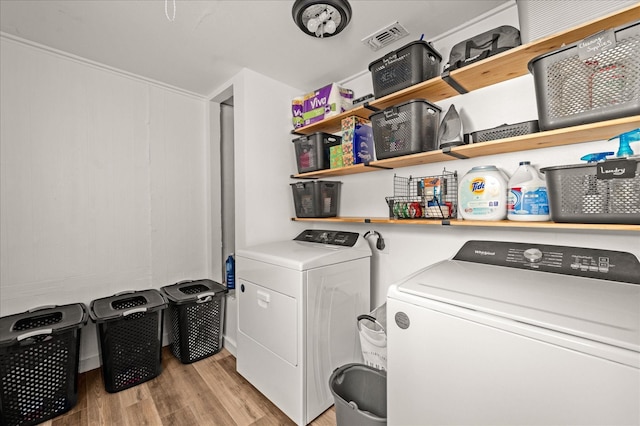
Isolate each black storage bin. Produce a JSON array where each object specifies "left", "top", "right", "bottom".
[
  {"left": 470, "top": 120, "right": 539, "bottom": 143},
  {"left": 0, "top": 304, "right": 87, "bottom": 426},
  {"left": 541, "top": 157, "right": 640, "bottom": 224},
  {"left": 528, "top": 20, "right": 640, "bottom": 131},
  {"left": 293, "top": 132, "right": 342, "bottom": 173},
  {"left": 290, "top": 180, "right": 342, "bottom": 218},
  {"left": 160, "top": 279, "right": 227, "bottom": 364},
  {"left": 89, "top": 289, "right": 167, "bottom": 393},
  {"left": 369, "top": 40, "right": 442, "bottom": 99},
  {"left": 370, "top": 99, "right": 441, "bottom": 159}
]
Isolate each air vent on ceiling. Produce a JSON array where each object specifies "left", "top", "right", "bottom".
[{"left": 361, "top": 22, "right": 410, "bottom": 51}]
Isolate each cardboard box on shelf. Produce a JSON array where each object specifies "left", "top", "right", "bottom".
[
  {"left": 342, "top": 116, "right": 375, "bottom": 164},
  {"left": 330, "top": 145, "right": 343, "bottom": 169},
  {"left": 298, "top": 83, "right": 353, "bottom": 127}
]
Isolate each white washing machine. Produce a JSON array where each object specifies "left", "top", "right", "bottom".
[
  {"left": 236, "top": 229, "right": 371, "bottom": 425},
  {"left": 387, "top": 240, "right": 640, "bottom": 426}
]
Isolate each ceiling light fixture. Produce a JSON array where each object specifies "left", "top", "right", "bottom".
[{"left": 292, "top": 0, "right": 352, "bottom": 38}]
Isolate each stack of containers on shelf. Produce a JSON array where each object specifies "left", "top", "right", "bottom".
[
  {"left": 507, "top": 161, "right": 550, "bottom": 221},
  {"left": 341, "top": 116, "right": 374, "bottom": 165}
]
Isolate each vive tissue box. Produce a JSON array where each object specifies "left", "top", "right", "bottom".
[
  {"left": 341, "top": 116, "right": 375, "bottom": 165},
  {"left": 299, "top": 83, "right": 354, "bottom": 127}
]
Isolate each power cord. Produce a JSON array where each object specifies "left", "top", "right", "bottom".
[{"left": 363, "top": 230, "right": 385, "bottom": 251}]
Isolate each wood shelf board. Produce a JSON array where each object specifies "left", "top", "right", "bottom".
[
  {"left": 369, "top": 78, "right": 459, "bottom": 109},
  {"left": 292, "top": 217, "right": 640, "bottom": 231},
  {"left": 451, "top": 116, "right": 640, "bottom": 158},
  {"left": 291, "top": 216, "right": 366, "bottom": 223},
  {"left": 294, "top": 108, "right": 372, "bottom": 135},
  {"left": 451, "top": 4, "right": 640, "bottom": 91},
  {"left": 372, "top": 150, "right": 458, "bottom": 168},
  {"left": 292, "top": 163, "right": 375, "bottom": 179},
  {"left": 292, "top": 116, "right": 640, "bottom": 178}
]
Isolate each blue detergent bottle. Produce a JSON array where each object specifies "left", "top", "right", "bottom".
[
  {"left": 609, "top": 128, "right": 640, "bottom": 157},
  {"left": 225, "top": 254, "right": 235, "bottom": 290}
]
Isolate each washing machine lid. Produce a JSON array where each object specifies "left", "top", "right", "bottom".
[
  {"left": 236, "top": 230, "right": 371, "bottom": 271},
  {"left": 392, "top": 241, "right": 640, "bottom": 355}
]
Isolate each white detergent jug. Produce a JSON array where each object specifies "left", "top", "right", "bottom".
[
  {"left": 507, "top": 161, "right": 550, "bottom": 221},
  {"left": 458, "top": 165, "right": 508, "bottom": 220}
]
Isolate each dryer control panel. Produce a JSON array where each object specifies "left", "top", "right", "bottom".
[
  {"left": 294, "top": 229, "right": 359, "bottom": 247},
  {"left": 453, "top": 240, "right": 640, "bottom": 284}
]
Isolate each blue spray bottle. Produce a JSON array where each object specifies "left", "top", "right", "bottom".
[
  {"left": 609, "top": 128, "right": 640, "bottom": 157},
  {"left": 225, "top": 254, "right": 235, "bottom": 290}
]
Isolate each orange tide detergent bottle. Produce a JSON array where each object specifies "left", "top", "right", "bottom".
[{"left": 458, "top": 165, "right": 508, "bottom": 220}]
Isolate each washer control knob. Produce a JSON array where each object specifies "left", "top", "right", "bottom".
[{"left": 523, "top": 248, "right": 543, "bottom": 263}]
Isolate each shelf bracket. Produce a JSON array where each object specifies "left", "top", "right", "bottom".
[
  {"left": 364, "top": 161, "right": 393, "bottom": 169},
  {"left": 441, "top": 219, "right": 452, "bottom": 225},
  {"left": 363, "top": 103, "right": 380, "bottom": 112},
  {"left": 441, "top": 146, "right": 469, "bottom": 159},
  {"left": 290, "top": 174, "right": 318, "bottom": 180},
  {"left": 441, "top": 69, "right": 469, "bottom": 95},
  {"left": 364, "top": 218, "right": 371, "bottom": 223}
]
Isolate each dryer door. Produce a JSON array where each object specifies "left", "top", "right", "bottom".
[{"left": 238, "top": 279, "right": 298, "bottom": 366}]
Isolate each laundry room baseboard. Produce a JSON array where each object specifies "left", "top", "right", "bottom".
[{"left": 223, "top": 335, "right": 237, "bottom": 356}]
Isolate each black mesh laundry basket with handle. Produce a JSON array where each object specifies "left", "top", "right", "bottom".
[
  {"left": 89, "top": 289, "right": 167, "bottom": 393},
  {"left": 160, "top": 279, "right": 228, "bottom": 364},
  {"left": 0, "top": 303, "right": 88, "bottom": 426}
]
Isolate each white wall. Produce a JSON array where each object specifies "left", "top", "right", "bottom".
[
  {"left": 208, "top": 69, "right": 304, "bottom": 354},
  {"left": 0, "top": 36, "right": 209, "bottom": 371},
  {"left": 332, "top": 2, "right": 640, "bottom": 308}
]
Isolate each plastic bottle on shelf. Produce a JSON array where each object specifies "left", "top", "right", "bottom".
[
  {"left": 507, "top": 161, "right": 550, "bottom": 221},
  {"left": 225, "top": 254, "right": 235, "bottom": 290}
]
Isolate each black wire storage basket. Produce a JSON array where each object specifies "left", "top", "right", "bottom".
[
  {"left": 0, "top": 304, "right": 88, "bottom": 426},
  {"left": 385, "top": 169, "right": 458, "bottom": 219},
  {"left": 161, "top": 279, "right": 228, "bottom": 364}
]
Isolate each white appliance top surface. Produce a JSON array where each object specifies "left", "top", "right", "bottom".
[
  {"left": 392, "top": 259, "right": 640, "bottom": 353},
  {"left": 236, "top": 238, "right": 371, "bottom": 271}
]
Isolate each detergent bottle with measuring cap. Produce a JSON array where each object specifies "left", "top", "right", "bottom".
[{"left": 507, "top": 161, "right": 550, "bottom": 222}]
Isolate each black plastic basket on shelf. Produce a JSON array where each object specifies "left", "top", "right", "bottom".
[
  {"left": 385, "top": 170, "right": 458, "bottom": 219},
  {"left": 470, "top": 120, "right": 539, "bottom": 143},
  {"left": 291, "top": 180, "right": 342, "bottom": 218},
  {"left": 0, "top": 304, "right": 88, "bottom": 426},
  {"left": 370, "top": 99, "right": 441, "bottom": 159},
  {"left": 368, "top": 40, "right": 442, "bottom": 99},
  {"left": 528, "top": 20, "right": 640, "bottom": 131},
  {"left": 89, "top": 289, "right": 167, "bottom": 393},
  {"left": 292, "top": 132, "right": 341, "bottom": 173},
  {"left": 161, "top": 279, "right": 228, "bottom": 364},
  {"left": 541, "top": 157, "right": 640, "bottom": 224}
]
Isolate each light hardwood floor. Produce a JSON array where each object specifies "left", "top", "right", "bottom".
[{"left": 40, "top": 347, "right": 336, "bottom": 426}]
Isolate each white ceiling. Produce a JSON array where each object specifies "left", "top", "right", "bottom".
[{"left": 0, "top": 0, "right": 509, "bottom": 96}]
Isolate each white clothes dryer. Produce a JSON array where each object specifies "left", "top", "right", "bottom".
[
  {"left": 387, "top": 240, "right": 640, "bottom": 426},
  {"left": 236, "top": 229, "right": 371, "bottom": 425}
]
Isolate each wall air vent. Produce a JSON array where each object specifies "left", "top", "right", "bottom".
[{"left": 361, "top": 22, "right": 410, "bottom": 51}]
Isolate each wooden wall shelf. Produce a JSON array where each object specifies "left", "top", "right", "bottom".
[
  {"left": 291, "top": 4, "right": 640, "bottom": 137},
  {"left": 289, "top": 5, "right": 640, "bottom": 234},
  {"left": 292, "top": 217, "right": 640, "bottom": 232},
  {"left": 292, "top": 116, "right": 640, "bottom": 179}
]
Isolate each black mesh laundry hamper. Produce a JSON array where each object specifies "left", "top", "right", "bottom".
[
  {"left": 161, "top": 279, "right": 228, "bottom": 364},
  {"left": 89, "top": 289, "right": 167, "bottom": 393},
  {"left": 0, "top": 304, "right": 88, "bottom": 426}
]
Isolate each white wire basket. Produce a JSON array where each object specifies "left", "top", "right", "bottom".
[{"left": 357, "top": 303, "right": 387, "bottom": 371}]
